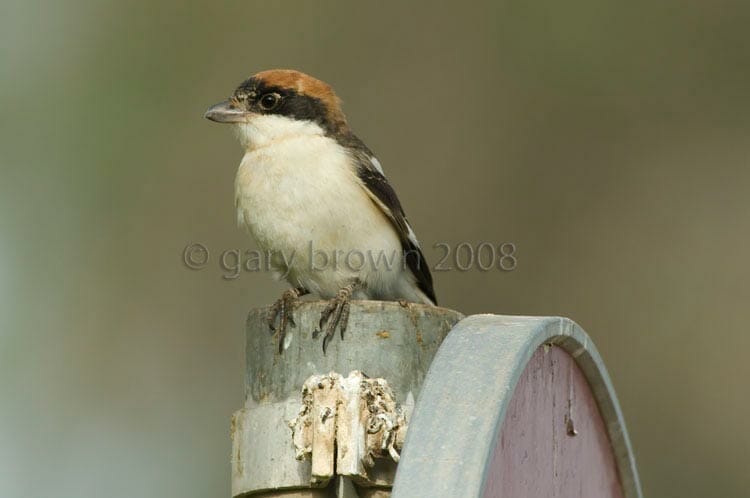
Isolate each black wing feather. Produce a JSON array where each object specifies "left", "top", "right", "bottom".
[{"left": 351, "top": 151, "right": 437, "bottom": 305}]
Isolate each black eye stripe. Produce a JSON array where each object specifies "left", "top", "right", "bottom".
[{"left": 234, "top": 77, "right": 344, "bottom": 134}]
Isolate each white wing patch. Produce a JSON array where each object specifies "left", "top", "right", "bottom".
[
  {"left": 369, "top": 156, "right": 385, "bottom": 174},
  {"left": 406, "top": 222, "right": 421, "bottom": 249},
  {"left": 364, "top": 155, "right": 420, "bottom": 250}
]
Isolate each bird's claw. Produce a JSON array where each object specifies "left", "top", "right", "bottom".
[
  {"left": 267, "top": 287, "right": 305, "bottom": 353},
  {"left": 315, "top": 281, "right": 360, "bottom": 353}
]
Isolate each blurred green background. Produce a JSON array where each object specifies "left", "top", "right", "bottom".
[{"left": 2, "top": 1, "right": 749, "bottom": 497}]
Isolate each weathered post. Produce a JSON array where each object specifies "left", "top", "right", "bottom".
[
  {"left": 231, "top": 304, "right": 643, "bottom": 498},
  {"left": 231, "top": 300, "right": 463, "bottom": 497}
]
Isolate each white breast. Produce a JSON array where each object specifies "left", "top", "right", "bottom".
[{"left": 234, "top": 129, "right": 406, "bottom": 299}]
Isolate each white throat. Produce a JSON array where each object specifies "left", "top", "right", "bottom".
[{"left": 233, "top": 114, "right": 325, "bottom": 151}]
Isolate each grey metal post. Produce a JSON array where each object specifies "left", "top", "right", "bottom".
[
  {"left": 231, "top": 300, "right": 464, "bottom": 498},
  {"left": 391, "top": 315, "right": 643, "bottom": 498}
]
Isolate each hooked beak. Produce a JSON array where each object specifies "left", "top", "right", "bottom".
[{"left": 204, "top": 100, "right": 249, "bottom": 123}]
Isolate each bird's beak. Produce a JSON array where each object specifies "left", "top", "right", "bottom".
[{"left": 204, "top": 100, "right": 248, "bottom": 123}]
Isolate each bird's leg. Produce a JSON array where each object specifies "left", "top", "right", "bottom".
[
  {"left": 314, "top": 279, "right": 363, "bottom": 353},
  {"left": 268, "top": 287, "right": 309, "bottom": 353}
]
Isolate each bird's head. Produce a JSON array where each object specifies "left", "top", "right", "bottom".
[{"left": 204, "top": 69, "right": 348, "bottom": 150}]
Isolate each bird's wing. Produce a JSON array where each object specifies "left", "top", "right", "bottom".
[{"left": 352, "top": 152, "right": 437, "bottom": 305}]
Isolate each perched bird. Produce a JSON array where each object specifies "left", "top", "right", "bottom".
[{"left": 205, "top": 69, "right": 436, "bottom": 352}]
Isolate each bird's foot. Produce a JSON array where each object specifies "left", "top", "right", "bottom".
[
  {"left": 314, "top": 280, "right": 362, "bottom": 353},
  {"left": 268, "top": 287, "right": 308, "bottom": 353}
]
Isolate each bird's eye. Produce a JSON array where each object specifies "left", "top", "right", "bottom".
[{"left": 259, "top": 93, "right": 281, "bottom": 111}]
